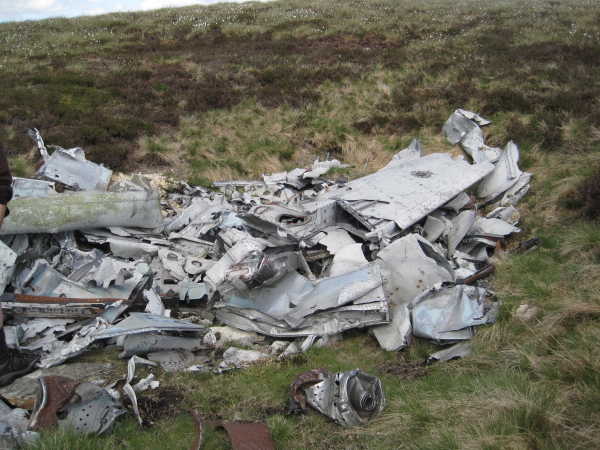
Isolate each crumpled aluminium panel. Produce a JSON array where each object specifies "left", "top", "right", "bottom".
[
  {"left": 0, "top": 240, "right": 17, "bottom": 295},
  {"left": 477, "top": 141, "right": 523, "bottom": 204},
  {"left": 223, "top": 264, "right": 387, "bottom": 328},
  {"left": 442, "top": 109, "right": 501, "bottom": 164},
  {"left": 12, "top": 177, "right": 57, "bottom": 198},
  {"left": 411, "top": 285, "right": 498, "bottom": 343},
  {"left": 318, "top": 228, "right": 356, "bottom": 256},
  {"left": 92, "top": 313, "right": 206, "bottom": 340},
  {"left": 29, "top": 129, "right": 112, "bottom": 191},
  {"left": 119, "top": 331, "right": 206, "bottom": 358},
  {"left": 304, "top": 153, "right": 494, "bottom": 234},
  {"left": 204, "top": 237, "right": 267, "bottom": 298},
  {"left": 239, "top": 202, "right": 345, "bottom": 243},
  {"left": 442, "top": 109, "right": 491, "bottom": 144},
  {"left": 18, "top": 259, "right": 147, "bottom": 301},
  {"left": 371, "top": 234, "right": 455, "bottom": 351},
  {"left": 216, "top": 300, "right": 389, "bottom": 337}
]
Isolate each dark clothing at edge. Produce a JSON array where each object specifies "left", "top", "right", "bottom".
[{"left": 0, "top": 143, "right": 12, "bottom": 217}]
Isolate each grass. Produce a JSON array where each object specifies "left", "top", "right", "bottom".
[{"left": 2, "top": 0, "right": 600, "bottom": 448}]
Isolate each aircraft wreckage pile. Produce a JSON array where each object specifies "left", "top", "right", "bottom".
[{"left": 0, "top": 110, "right": 534, "bottom": 442}]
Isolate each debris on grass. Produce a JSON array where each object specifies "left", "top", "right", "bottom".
[{"left": 0, "top": 110, "right": 535, "bottom": 440}]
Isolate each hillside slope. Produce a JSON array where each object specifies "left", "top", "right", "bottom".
[{"left": 1, "top": 1, "right": 600, "bottom": 449}]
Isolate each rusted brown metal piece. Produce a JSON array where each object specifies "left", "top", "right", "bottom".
[
  {"left": 190, "top": 409, "right": 204, "bottom": 450},
  {"left": 220, "top": 423, "right": 275, "bottom": 450},
  {"left": 462, "top": 265, "right": 496, "bottom": 285},
  {"left": 28, "top": 375, "right": 80, "bottom": 432},
  {"left": 202, "top": 420, "right": 275, "bottom": 450},
  {"left": 1, "top": 293, "right": 127, "bottom": 318},
  {"left": 288, "top": 367, "right": 333, "bottom": 410}
]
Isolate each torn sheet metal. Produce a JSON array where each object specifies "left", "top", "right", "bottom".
[
  {"left": 204, "top": 237, "right": 266, "bottom": 297},
  {"left": 372, "top": 234, "right": 454, "bottom": 351},
  {"left": 411, "top": 285, "right": 498, "bottom": 343},
  {"left": 0, "top": 189, "right": 163, "bottom": 235},
  {"left": 487, "top": 205, "right": 520, "bottom": 225},
  {"left": 498, "top": 172, "right": 532, "bottom": 207},
  {"left": 164, "top": 197, "right": 216, "bottom": 233},
  {"left": 119, "top": 331, "right": 205, "bottom": 358},
  {"left": 158, "top": 248, "right": 187, "bottom": 281},
  {"left": 318, "top": 228, "right": 356, "bottom": 255},
  {"left": 182, "top": 255, "right": 213, "bottom": 277},
  {"left": 14, "top": 318, "right": 73, "bottom": 344},
  {"left": 456, "top": 239, "right": 495, "bottom": 262},
  {"left": 477, "top": 141, "right": 523, "bottom": 203},
  {"left": 93, "top": 313, "right": 206, "bottom": 340},
  {"left": 12, "top": 177, "right": 57, "bottom": 198},
  {"left": 29, "top": 129, "right": 112, "bottom": 191},
  {"left": 442, "top": 192, "right": 471, "bottom": 213},
  {"left": 446, "top": 210, "right": 477, "bottom": 256},
  {"left": 381, "top": 138, "right": 423, "bottom": 170},
  {"left": 304, "top": 153, "right": 494, "bottom": 234},
  {"left": 216, "top": 302, "right": 388, "bottom": 337},
  {"left": 81, "top": 231, "right": 161, "bottom": 259},
  {"left": 422, "top": 214, "right": 447, "bottom": 243},
  {"left": 442, "top": 109, "right": 501, "bottom": 164},
  {"left": 0, "top": 240, "right": 17, "bottom": 295},
  {"left": 123, "top": 356, "right": 156, "bottom": 426},
  {"left": 445, "top": 109, "right": 491, "bottom": 136},
  {"left": 37, "top": 316, "right": 111, "bottom": 368},
  {"left": 94, "top": 235, "right": 161, "bottom": 259},
  {"left": 143, "top": 289, "right": 168, "bottom": 316},
  {"left": 303, "top": 158, "right": 351, "bottom": 179},
  {"left": 468, "top": 217, "right": 520, "bottom": 237},
  {"left": 224, "top": 264, "right": 386, "bottom": 328},
  {"left": 285, "top": 168, "right": 310, "bottom": 189},
  {"left": 377, "top": 234, "right": 455, "bottom": 305},
  {"left": 67, "top": 253, "right": 143, "bottom": 291},
  {"left": 169, "top": 204, "right": 233, "bottom": 242},
  {"left": 427, "top": 342, "right": 472, "bottom": 364},
  {"left": 17, "top": 259, "right": 147, "bottom": 301},
  {"left": 179, "top": 281, "right": 207, "bottom": 300},
  {"left": 302, "top": 369, "right": 385, "bottom": 427},
  {"left": 325, "top": 243, "right": 369, "bottom": 277}
]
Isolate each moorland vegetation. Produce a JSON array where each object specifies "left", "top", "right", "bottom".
[{"left": 1, "top": 0, "right": 600, "bottom": 448}]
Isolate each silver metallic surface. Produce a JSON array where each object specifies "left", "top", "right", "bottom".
[{"left": 303, "top": 369, "right": 385, "bottom": 427}]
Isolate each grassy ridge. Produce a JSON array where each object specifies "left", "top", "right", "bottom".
[
  {"left": 1, "top": 0, "right": 599, "bottom": 448},
  {"left": 1, "top": 0, "right": 599, "bottom": 178}
]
